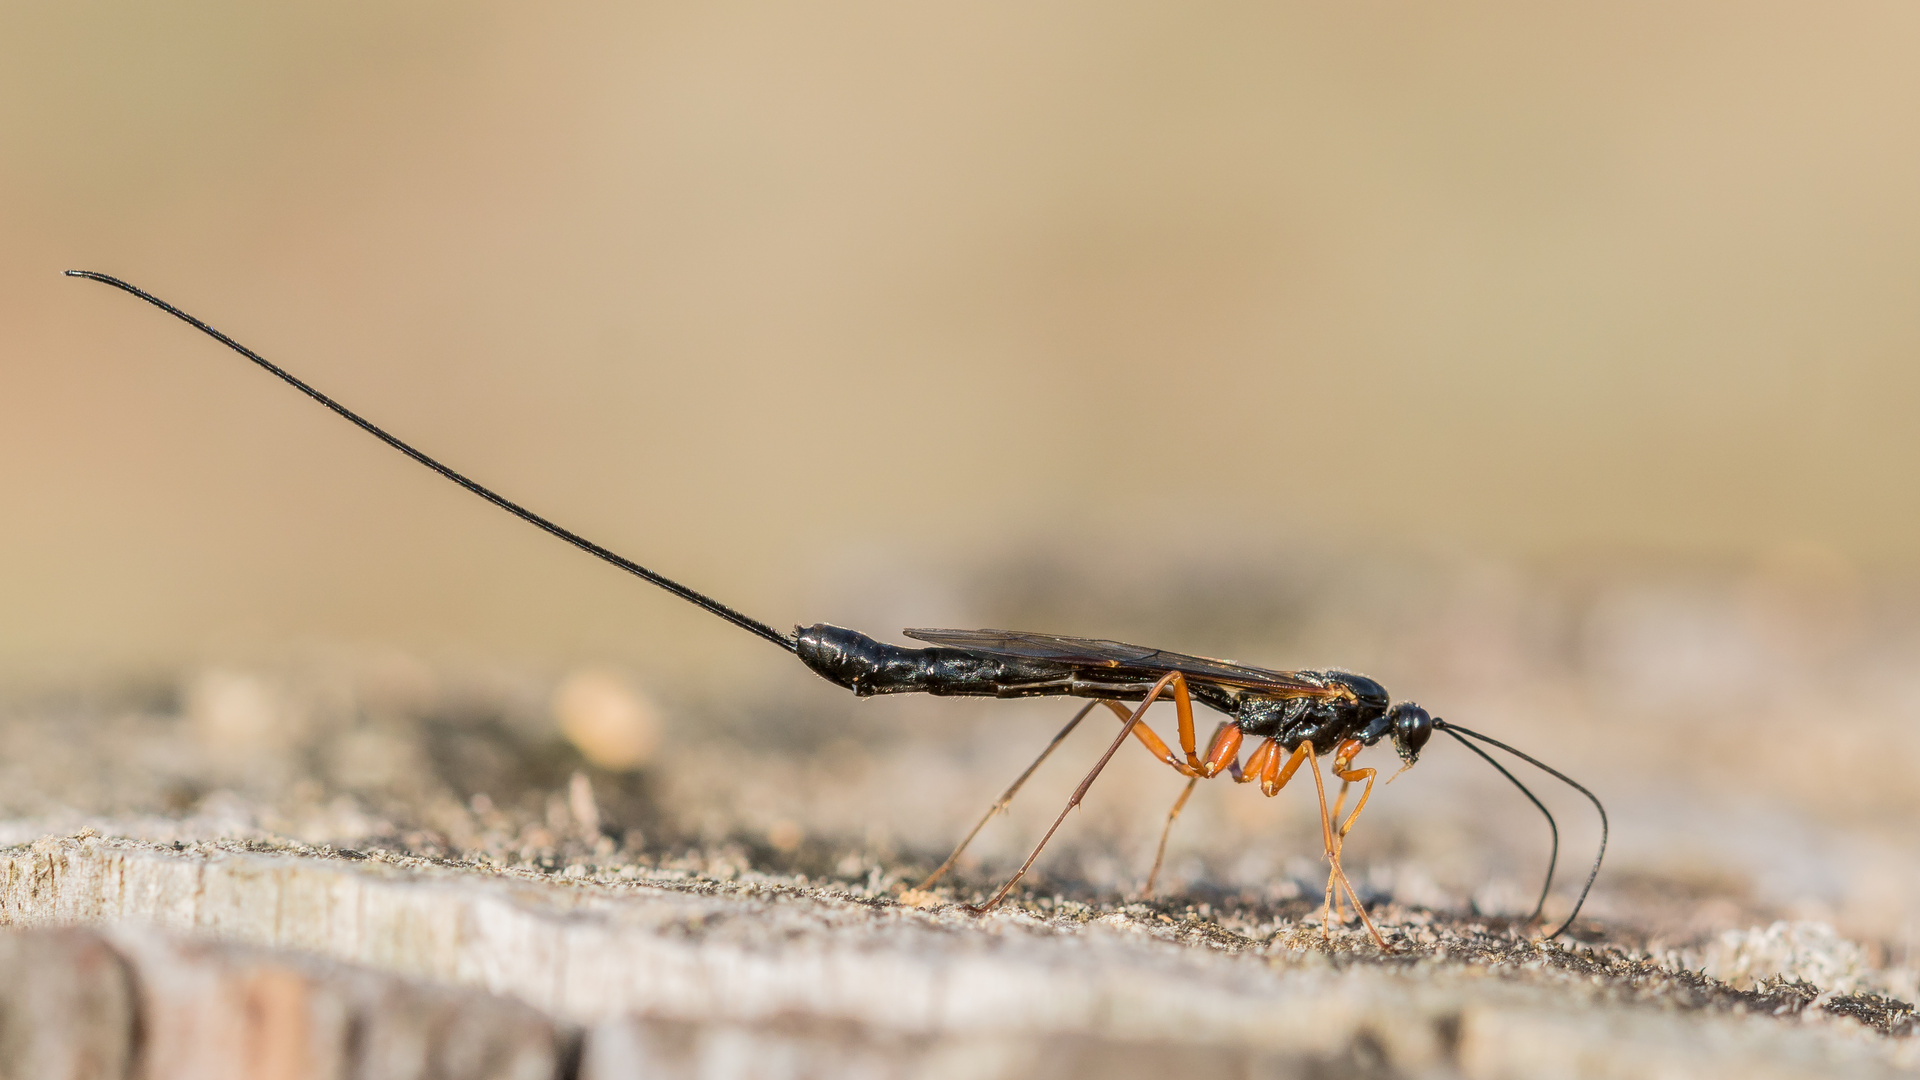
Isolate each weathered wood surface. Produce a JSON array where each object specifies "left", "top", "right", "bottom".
[
  {"left": 5, "top": 601, "right": 1920, "bottom": 1080},
  {"left": 0, "top": 924, "right": 562, "bottom": 1080},
  {"left": 1, "top": 834, "right": 1914, "bottom": 1079}
]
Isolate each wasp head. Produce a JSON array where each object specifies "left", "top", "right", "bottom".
[{"left": 1387, "top": 702, "right": 1433, "bottom": 766}]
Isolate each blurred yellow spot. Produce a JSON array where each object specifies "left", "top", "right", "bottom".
[
  {"left": 552, "top": 669, "right": 661, "bottom": 771},
  {"left": 185, "top": 669, "right": 298, "bottom": 766},
  {"left": 767, "top": 819, "right": 804, "bottom": 853}
]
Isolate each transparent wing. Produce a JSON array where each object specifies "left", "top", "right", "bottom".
[{"left": 902, "top": 627, "right": 1335, "bottom": 695}]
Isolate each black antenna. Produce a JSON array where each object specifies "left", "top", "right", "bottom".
[
  {"left": 1438, "top": 727, "right": 1558, "bottom": 924},
  {"left": 1433, "top": 718, "right": 1606, "bottom": 939},
  {"left": 66, "top": 270, "right": 797, "bottom": 654}
]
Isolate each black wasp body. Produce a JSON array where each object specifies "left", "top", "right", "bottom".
[
  {"left": 795, "top": 623, "right": 1432, "bottom": 764},
  {"left": 65, "top": 270, "right": 1605, "bottom": 952}
]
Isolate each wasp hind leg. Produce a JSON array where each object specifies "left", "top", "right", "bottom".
[
  {"left": 917, "top": 700, "right": 1103, "bottom": 890},
  {"left": 1138, "top": 722, "right": 1241, "bottom": 898},
  {"left": 957, "top": 672, "right": 1255, "bottom": 912},
  {"left": 967, "top": 671, "right": 1186, "bottom": 913}
]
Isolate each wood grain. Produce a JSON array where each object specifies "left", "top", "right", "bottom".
[{"left": 0, "top": 834, "right": 1913, "bottom": 1079}]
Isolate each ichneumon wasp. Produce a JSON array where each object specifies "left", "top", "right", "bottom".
[{"left": 66, "top": 270, "right": 1607, "bottom": 950}]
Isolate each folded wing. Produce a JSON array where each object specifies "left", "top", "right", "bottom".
[{"left": 902, "top": 628, "right": 1337, "bottom": 696}]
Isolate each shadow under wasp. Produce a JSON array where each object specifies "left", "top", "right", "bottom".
[{"left": 65, "top": 270, "right": 1608, "bottom": 951}]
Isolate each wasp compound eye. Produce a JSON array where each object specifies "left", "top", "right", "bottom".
[{"left": 1390, "top": 703, "right": 1433, "bottom": 764}]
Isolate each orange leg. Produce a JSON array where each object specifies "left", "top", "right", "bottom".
[
  {"left": 1331, "top": 739, "right": 1377, "bottom": 847},
  {"left": 1137, "top": 721, "right": 1239, "bottom": 898},
  {"left": 1115, "top": 669, "right": 1203, "bottom": 772},
  {"left": 924, "top": 689, "right": 1228, "bottom": 893},
  {"left": 1099, "top": 700, "right": 1192, "bottom": 775},
  {"left": 1325, "top": 740, "right": 1378, "bottom": 930},
  {"left": 1164, "top": 670, "right": 1205, "bottom": 774},
  {"left": 1324, "top": 739, "right": 1365, "bottom": 921},
  {"left": 1100, "top": 700, "right": 1243, "bottom": 777},
  {"left": 969, "top": 671, "right": 1184, "bottom": 913},
  {"left": 1141, "top": 776, "right": 1198, "bottom": 898},
  {"left": 1254, "top": 738, "right": 1391, "bottom": 951},
  {"left": 1305, "top": 747, "right": 1389, "bottom": 950},
  {"left": 1238, "top": 737, "right": 1279, "bottom": 785},
  {"left": 1094, "top": 671, "right": 1224, "bottom": 778},
  {"left": 918, "top": 700, "right": 1103, "bottom": 889},
  {"left": 1203, "top": 723, "right": 1245, "bottom": 778},
  {"left": 1327, "top": 778, "right": 1352, "bottom": 922},
  {"left": 1087, "top": 696, "right": 1247, "bottom": 899}
]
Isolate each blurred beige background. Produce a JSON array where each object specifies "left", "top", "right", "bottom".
[{"left": 7, "top": 2, "right": 1920, "bottom": 678}]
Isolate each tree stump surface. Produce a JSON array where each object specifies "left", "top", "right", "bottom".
[
  {"left": 0, "top": 831, "right": 1914, "bottom": 1079},
  {"left": 4, "top": 630, "right": 1919, "bottom": 1079}
]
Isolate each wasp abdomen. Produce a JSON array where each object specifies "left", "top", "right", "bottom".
[{"left": 794, "top": 623, "right": 1060, "bottom": 697}]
